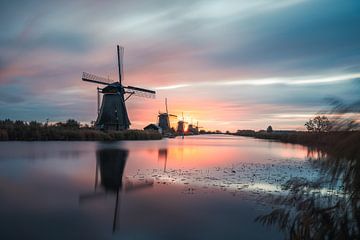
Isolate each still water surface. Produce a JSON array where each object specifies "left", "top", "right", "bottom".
[{"left": 0, "top": 135, "right": 319, "bottom": 239}]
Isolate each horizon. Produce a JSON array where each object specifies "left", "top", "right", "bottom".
[
  {"left": 0, "top": 119, "right": 306, "bottom": 132},
  {"left": 1, "top": 0, "right": 359, "bottom": 131}
]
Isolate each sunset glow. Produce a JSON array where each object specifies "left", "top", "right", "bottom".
[{"left": 0, "top": 0, "right": 359, "bottom": 131}]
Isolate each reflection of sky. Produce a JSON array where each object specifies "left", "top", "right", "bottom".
[
  {"left": 0, "top": 0, "right": 360, "bottom": 130},
  {"left": 0, "top": 135, "right": 317, "bottom": 193},
  {"left": 0, "top": 136, "right": 320, "bottom": 239}
]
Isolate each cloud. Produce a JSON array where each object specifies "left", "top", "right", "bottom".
[
  {"left": 155, "top": 74, "right": 360, "bottom": 89},
  {"left": 0, "top": 93, "right": 24, "bottom": 104},
  {"left": 0, "top": 0, "right": 359, "bottom": 130}
]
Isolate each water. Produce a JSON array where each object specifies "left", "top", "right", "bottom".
[{"left": 0, "top": 135, "right": 319, "bottom": 239}]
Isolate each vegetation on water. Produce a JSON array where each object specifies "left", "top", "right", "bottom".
[{"left": 0, "top": 119, "right": 162, "bottom": 141}]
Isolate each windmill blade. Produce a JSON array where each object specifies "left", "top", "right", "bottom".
[
  {"left": 125, "top": 85, "right": 155, "bottom": 94},
  {"left": 117, "top": 46, "right": 124, "bottom": 84},
  {"left": 125, "top": 179, "right": 154, "bottom": 192},
  {"left": 82, "top": 72, "right": 113, "bottom": 85},
  {"left": 165, "top": 98, "right": 168, "bottom": 114},
  {"left": 124, "top": 85, "right": 156, "bottom": 98},
  {"left": 169, "top": 114, "right": 177, "bottom": 117},
  {"left": 79, "top": 191, "right": 107, "bottom": 204}
]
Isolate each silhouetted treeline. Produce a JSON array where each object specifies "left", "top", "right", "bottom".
[
  {"left": 198, "top": 130, "right": 223, "bottom": 134},
  {"left": 0, "top": 119, "right": 162, "bottom": 141},
  {"left": 233, "top": 130, "right": 256, "bottom": 136}
]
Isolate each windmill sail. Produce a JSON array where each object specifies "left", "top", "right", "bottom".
[
  {"left": 82, "top": 72, "right": 113, "bottom": 85},
  {"left": 117, "top": 46, "right": 124, "bottom": 84},
  {"left": 124, "top": 85, "right": 155, "bottom": 98}
]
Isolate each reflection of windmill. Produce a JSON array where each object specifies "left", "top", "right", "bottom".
[
  {"left": 79, "top": 149, "right": 153, "bottom": 233},
  {"left": 158, "top": 98, "right": 177, "bottom": 133},
  {"left": 158, "top": 148, "right": 168, "bottom": 172},
  {"left": 82, "top": 45, "right": 156, "bottom": 131}
]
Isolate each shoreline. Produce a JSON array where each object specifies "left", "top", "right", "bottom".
[
  {"left": 0, "top": 129, "right": 162, "bottom": 141},
  {"left": 0, "top": 119, "right": 162, "bottom": 141},
  {"left": 231, "top": 131, "right": 360, "bottom": 158}
]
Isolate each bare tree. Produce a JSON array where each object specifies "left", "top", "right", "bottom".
[{"left": 305, "top": 116, "right": 331, "bottom": 132}]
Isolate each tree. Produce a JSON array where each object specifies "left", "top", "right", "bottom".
[
  {"left": 63, "top": 119, "right": 80, "bottom": 129},
  {"left": 266, "top": 125, "right": 273, "bottom": 133},
  {"left": 305, "top": 115, "right": 331, "bottom": 132}
]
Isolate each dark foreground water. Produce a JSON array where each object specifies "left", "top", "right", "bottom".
[{"left": 0, "top": 135, "right": 320, "bottom": 239}]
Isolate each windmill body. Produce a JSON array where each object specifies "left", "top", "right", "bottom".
[
  {"left": 177, "top": 121, "right": 185, "bottom": 133},
  {"left": 187, "top": 124, "right": 196, "bottom": 135},
  {"left": 176, "top": 112, "right": 187, "bottom": 135},
  {"left": 187, "top": 121, "right": 203, "bottom": 135},
  {"left": 96, "top": 83, "right": 130, "bottom": 130},
  {"left": 158, "top": 113, "right": 171, "bottom": 131},
  {"left": 158, "top": 98, "right": 176, "bottom": 133},
  {"left": 82, "top": 46, "right": 155, "bottom": 131}
]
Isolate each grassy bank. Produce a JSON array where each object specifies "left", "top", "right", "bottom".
[
  {"left": 0, "top": 119, "right": 162, "bottom": 141},
  {"left": 0, "top": 128, "right": 162, "bottom": 141},
  {"left": 232, "top": 131, "right": 360, "bottom": 156}
]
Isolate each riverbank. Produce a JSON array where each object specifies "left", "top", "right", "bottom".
[
  {"left": 0, "top": 129, "right": 162, "bottom": 141},
  {"left": 0, "top": 119, "right": 162, "bottom": 141},
  {"left": 232, "top": 131, "right": 360, "bottom": 157}
]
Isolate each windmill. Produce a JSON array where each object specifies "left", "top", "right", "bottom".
[
  {"left": 177, "top": 112, "right": 187, "bottom": 137},
  {"left": 196, "top": 121, "right": 204, "bottom": 134},
  {"left": 82, "top": 45, "right": 156, "bottom": 131},
  {"left": 158, "top": 98, "right": 177, "bottom": 133},
  {"left": 188, "top": 121, "right": 203, "bottom": 135}
]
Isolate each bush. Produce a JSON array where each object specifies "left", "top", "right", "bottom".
[{"left": 266, "top": 125, "right": 273, "bottom": 133}]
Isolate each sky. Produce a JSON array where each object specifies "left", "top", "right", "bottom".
[{"left": 0, "top": 0, "right": 359, "bottom": 131}]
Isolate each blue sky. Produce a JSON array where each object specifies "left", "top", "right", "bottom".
[{"left": 0, "top": 0, "right": 359, "bottom": 130}]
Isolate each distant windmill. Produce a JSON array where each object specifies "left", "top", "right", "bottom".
[
  {"left": 188, "top": 121, "right": 203, "bottom": 135},
  {"left": 82, "top": 45, "right": 156, "bottom": 131},
  {"left": 177, "top": 112, "right": 187, "bottom": 137},
  {"left": 196, "top": 121, "right": 204, "bottom": 133},
  {"left": 158, "top": 98, "right": 177, "bottom": 132}
]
